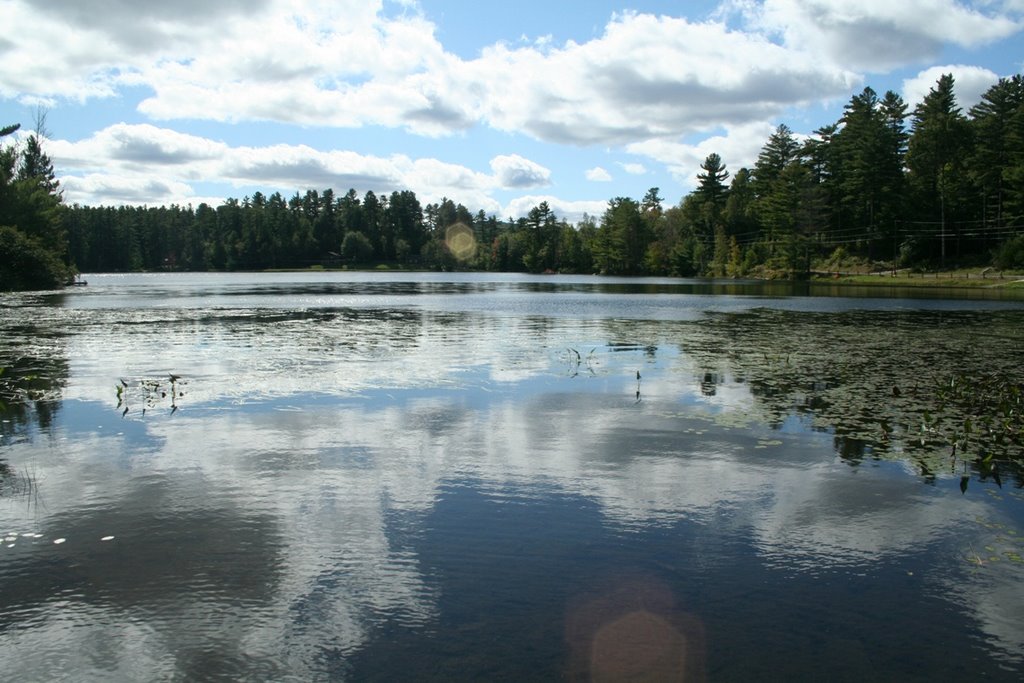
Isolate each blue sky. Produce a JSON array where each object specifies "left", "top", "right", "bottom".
[{"left": 1, "top": 0, "right": 1022, "bottom": 222}]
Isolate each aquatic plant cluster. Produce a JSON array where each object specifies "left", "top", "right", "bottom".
[
  {"left": 668, "top": 308, "right": 1024, "bottom": 486},
  {"left": 935, "top": 373, "right": 1022, "bottom": 456},
  {"left": 0, "top": 356, "right": 66, "bottom": 435},
  {"left": 930, "top": 372, "right": 1023, "bottom": 491},
  {"left": 114, "top": 374, "right": 186, "bottom": 418}
]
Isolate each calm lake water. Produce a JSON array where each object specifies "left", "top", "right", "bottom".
[{"left": 2, "top": 271, "right": 1024, "bottom": 681}]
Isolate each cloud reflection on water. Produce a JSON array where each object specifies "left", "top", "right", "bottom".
[{"left": 2, "top": 273, "right": 1023, "bottom": 678}]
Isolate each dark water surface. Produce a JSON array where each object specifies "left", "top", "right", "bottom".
[{"left": 2, "top": 272, "right": 1024, "bottom": 681}]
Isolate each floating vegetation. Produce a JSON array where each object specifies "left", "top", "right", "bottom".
[
  {"left": 115, "top": 373, "right": 187, "bottom": 417},
  {"left": 671, "top": 309, "right": 1024, "bottom": 486},
  {"left": 564, "top": 347, "right": 598, "bottom": 378},
  {"left": 0, "top": 343, "right": 69, "bottom": 436},
  {"left": 965, "top": 517, "right": 1024, "bottom": 569},
  {"left": 0, "top": 363, "right": 62, "bottom": 412},
  {"left": 932, "top": 372, "right": 1023, "bottom": 461},
  {"left": 920, "top": 372, "right": 1023, "bottom": 493}
]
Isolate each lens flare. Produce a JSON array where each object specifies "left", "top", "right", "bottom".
[{"left": 445, "top": 223, "right": 477, "bottom": 261}]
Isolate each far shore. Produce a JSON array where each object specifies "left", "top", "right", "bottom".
[
  {"left": 286, "top": 264, "right": 1024, "bottom": 289},
  {"left": 810, "top": 268, "right": 1024, "bottom": 289},
  {"left": 76, "top": 266, "right": 1024, "bottom": 291}
]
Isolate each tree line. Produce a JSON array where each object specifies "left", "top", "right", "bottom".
[{"left": 3, "top": 73, "right": 1023, "bottom": 290}]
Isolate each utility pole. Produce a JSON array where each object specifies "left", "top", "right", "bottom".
[
  {"left": 939, "top": 168, "right": 947, "bottom": 269},
  {"left": 940, "top": 196, "right": 946, "bottom": 269},
  {"left": 892, "top": 220, "right": 897, "bottom": 276}
]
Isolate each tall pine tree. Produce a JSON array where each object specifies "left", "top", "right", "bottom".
[
  {"left": 907, "top": 74, "right": 972, "bottom": 265},
  {"left": 968, "top": 75, "right": 1024, "bottom": 230},
  {"left": 0, "top": 123, "right": 72, "bottom": 290}
]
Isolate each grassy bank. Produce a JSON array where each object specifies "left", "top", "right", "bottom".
[{"left": 813, "top": 269, "right": 1024, "bottom": 289}]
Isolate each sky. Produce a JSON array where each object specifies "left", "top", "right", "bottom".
[{"left": 1, "top": 0, "right": 1022, "bottom": 223}]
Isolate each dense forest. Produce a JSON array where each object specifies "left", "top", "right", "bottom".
[{"left": 4, "top": 74, "right": 1024, "bottom": 290}]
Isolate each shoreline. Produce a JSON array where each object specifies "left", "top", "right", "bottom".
[
  {"left": 63, "top": 267, "right": 1024, "bottom": 291},
  {"left": 810, "top": 271, "right": 1024, "bottom": 289}
]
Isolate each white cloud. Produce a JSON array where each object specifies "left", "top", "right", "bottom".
[
  {"left": 627, "top": 122, "right": 776, "bottom": 190},
  {"left": 489, "top": 154, "right": 551, "bottom": 189},
  {"left": 47, "top": 124, "right": 617, "bottom": 218},
  {"left": 222, "top": 144, "right": 406, "bottom": 191},
  {"left": 48, "top": 123, "right": 508, "bottom": 212},
  {"left": 0, "top": 2, "right": 863, "bottom": 145},
  {"left": 902, "top": 64, "right": 1001, "bottom": 110},
  {"left": 503, "top": 195, "right": 608, "bottom": 224},
  {"left": 0, "top": 3, "right": 124, "bottom": 101},
  {"left": 730, "top": 0, "right": 1022, "bottom": 71},
  {"left": 474, "top": 13, "right": 859, "bottom": 145},
  {"left": 23, "top": 0, "right": 274, "bottom": 49},
  {"left": 60, "top": 173, "right": 200, "bottom": 206},
  {"left": 619, "top": 162, "right": 647, "bottom": 175},
  {"left": 2, "top": 0, "right": 470, "bottom": 134},
  {"left": 5, "top": 2, "right": 1021, "bottom": 211},
  {"left": 47, "top": 123, "right": 228, "bottom": 170},
  {"left": 403, "top": 158, "right": 502, "bottom": 214}
]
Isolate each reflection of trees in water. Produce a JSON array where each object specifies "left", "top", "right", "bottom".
[
  {"left": 0, "top": 327, "right": 69, "bottom": 441},
  {"left": 1, "top": 296, "right": 70, "bottom": 494},
  {"left": 0, "top": 342, "right": 68, "bottom": 497},
  {"left": 700, "top": 371, "right": 719, "bottom": 397},
  {"left": 220, "top": 307, "right": 477, "bottom": 360},
  {"left": 665, "top": 309, "right": 1024, "bottom": 483},
  {"left": 0, "top": 478, "right": 290, "bottom": 681}
]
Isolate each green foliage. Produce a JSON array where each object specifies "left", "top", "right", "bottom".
[
  {"left": 420, "top": 237, "right": 457, "bottom": 270},
  {"left": 521, "top": 202, "right": 560, "bottom": 272},
  {"left": 832, "top": 88, "right": 907, "bottom": 241},
  {"left": 907, "top": 74, "right": 973, "bottom": 266},
  {"left": 826, "top": 246, "right": 848, "bottom": 269},
  {"left": 711, "top": 225, "right": 729, "bottom": 276},
  {"left": 727, "top": 236, "right": 742, "bottom": 276},
  {"left": 0, "top": 126, "right": 72, "bottom": 291},
  {"left": 695, "top": 153, "right": 729, "bottom": 217},
  {"left": 340, "top": 230, "right": 374, "bottom": 263},
  {"left": 0, "top": 343, "right": 68, "bottom": 435},
  {"left": 993, "top": 234, "right": 1024, "bottom": 269},
  {"left": 933, "top": 372, "right": 1023, "bottom": 464},
  {"left": 594, "top": 197, "right": 647, "bottom": 275},
  {"left": 0, "top": 225, "right": 72, "bottom": 290},
  {"left": 968, "top": 75, "right": 1024, "bottom": 226}
]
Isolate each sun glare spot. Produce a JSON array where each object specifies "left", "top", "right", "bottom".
[{"left": 445, "top": 222, "right": 477, "bottom": 261}]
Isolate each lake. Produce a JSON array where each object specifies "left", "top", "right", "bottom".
[{"left": 2, "top": 271, "right": 1023, "bottom": 681}]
